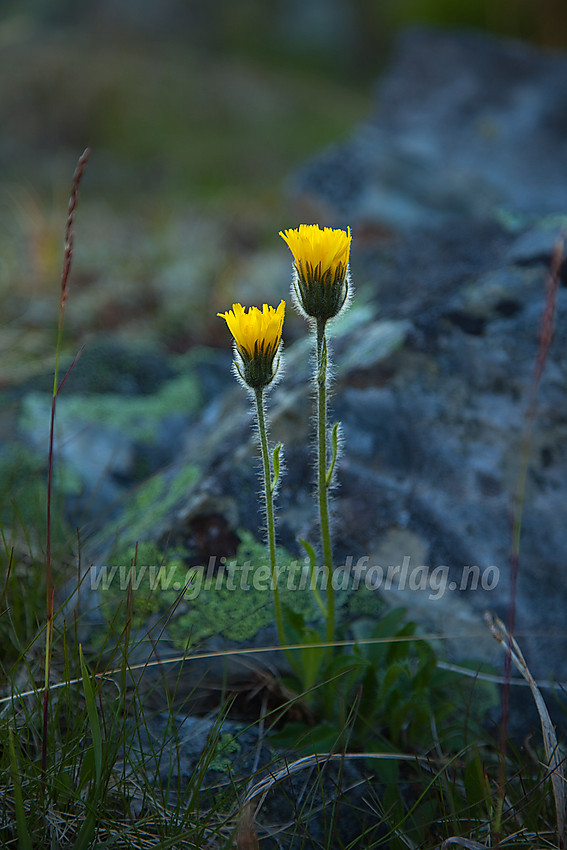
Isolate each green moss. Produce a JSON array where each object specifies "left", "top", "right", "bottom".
[
  {"left": 97, "top": 543, "right": 189, "bottom": 633},
  {"left": 208, "top": 732, "right": 241, "bottom": 775},
  {"left": 98, "top": 529, "right": 322, "bottom": 649},
  {"left": 103, "top": 462, "right": 200, "bottom": 549},
  {"left": 51, "top": 372, "right": 201, "bottom": 444},
  {"left": 168, "top": 530, "right": 320, "bottom": 647},
  {"left": 347, "top": 584, "right": 388, "bottom": 620},
  {"left": 0, "top": 443, "right": 71, "bottom": 558}
]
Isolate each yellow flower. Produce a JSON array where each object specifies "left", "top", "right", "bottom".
[
  {"left": 280, "top": 224, "right": 351, "bottom": 280},
  {"left": 280, "top": 224, "right": 352, "bottom": 321},
  {"left": 217, "top": 301, "right": 285, "bottom": 388}
]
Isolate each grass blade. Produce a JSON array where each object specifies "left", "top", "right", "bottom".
[
  {"left": 486, "top": 612, "right": 565, "bottom": 845},
  {"left": 8, "top": 726, "right": 33, "bottom": 850},
  {"left": 79, "top": 644, "right": 103, "bottom": 788}
]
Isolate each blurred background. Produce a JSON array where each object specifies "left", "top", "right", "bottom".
[{"left": 1, "top": 0, "right": 566, "bottom": 378}]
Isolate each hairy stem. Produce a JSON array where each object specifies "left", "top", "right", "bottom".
[
  {"left": 254, "top": 387, "right": 286, "bottom": 648},
  {"left": 316, "top": 318, "right": 335, "bottom": 646}
]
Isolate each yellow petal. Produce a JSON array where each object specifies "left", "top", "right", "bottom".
[
  {"left": 218, "top": 300, "right": 285, "bottom": 359},
  {"left": 280, "top": 224, "right": 351, "bottom": 279}
]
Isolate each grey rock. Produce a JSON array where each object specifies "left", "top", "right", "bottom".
[
  {"left": 16, "top": 340, "right": 233, "bottom": 527},
  {"left": 507, "top": 220, "right": 567, "bottom": 266},
  {"left": 126, "top": 710, "right": 379, "bottom": 847},
  {"left": 290, "top": 27, "right": 567, "bottom": 227}
]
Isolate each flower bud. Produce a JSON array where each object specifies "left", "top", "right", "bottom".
[
  {"left": 217, "top": 301, "right": 285, "bottom": 389},
  {"left": 280, "top": 224, "right": 351, "bottom": 322}
]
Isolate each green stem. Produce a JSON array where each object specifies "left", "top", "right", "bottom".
[
  {"left": 254, "top": 387, "right": 286, "bottom": 649},
  {"left": 316, "top": 319, "right": 335, "bottom": 646}
]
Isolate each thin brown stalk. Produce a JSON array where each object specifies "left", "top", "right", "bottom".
[
  {"left": 487, "top": 612, "right": 565, "bottom": 847},
  {"left": 495, "top": 234, "right": 565, "bottom": 844},
  {"left": 43, "top": 148, "right": 90, "bottom": 781}
]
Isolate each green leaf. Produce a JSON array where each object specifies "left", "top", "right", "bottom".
[
  {"left": 72, "top": 810, "right": 97, "bottom": 850},
  {"left": 8, "top": 727, "right": 32, "bottom": 850},
  {"left": 300, "top": 626, "right": 326, "bottom": 691},
  {"left": 374, "top": 753, "right": 400, "bottom": 787},
  {"left": 269, "top": 721, "right": 309, "bottom": 750},
  {"left": 464, "top": 750, "right": 491, "bottom": 813},
  {"left": 326, "top": 422, "right": 340, "bottom": 486},
  {"left": 298, "top": 538, "right": 327, "bottom": 617},
  {"left": 79, "top": 644, "right": 102, "bottom": 788},
  {"left": 388, "top": 696, "right": 411, "bottom": 742},
  {"left": 412, "top": 646, "right": 437, "bottom": 690},
  {"left": 271, "top": 443, "right": 282, "bottom": 493},
  {"left": 281, "top": 603, "right": 306, "bottom": 641},
  {"left": 386, "top": 621, "right": 416, "bottom": 664},
  {"left": 359, "top": 608, "right": 409, "bottom": 667},
  {"left": 301, "top": 721, "right": 342, "bottom": 754},
  {"left": 382, "top": 662, "right": 407, "bottom": 693},
  {"left": 317, "top": 337, "right": 328, "bottom": 385},
  {"left": 324, "top": 651, "right": 364, "bottom": 677},
  {"left": 357, "top": 664, "right": 379, "bottom": 728},
  {"left": 281, "top": 606, "right": 308, "bottom": 678}
]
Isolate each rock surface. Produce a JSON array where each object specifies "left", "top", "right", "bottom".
[{"left": 291, "top": 27, "right": 567, "bottom": 228}]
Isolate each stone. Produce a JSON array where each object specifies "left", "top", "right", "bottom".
[{"left": 290, "top": 27, "right": 567, "bottom": 227}]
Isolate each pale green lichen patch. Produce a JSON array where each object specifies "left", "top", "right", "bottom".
[
  {"left": 94, "top": 541, "right": 189, "bottom": 637},
  {"left": 98, "top": 529, "right": 322, "bottom": 649},
  {"left": 347, "top": 584, "right": 389, "bottom": 620},
  {"left": 169, "top": 530, "right": 320, "bottom": 646},
  {"left": 0, "top": 443, "right": 72, "bottom": 559},
  {"left": 101, "top": 462, "right": 201, "bottom": 554},
  {"left": 208, "top": 732, "right": 241, "bottom": 775},
  {"left": 21, "top": 371, "right": 202, "bottom": 448}
]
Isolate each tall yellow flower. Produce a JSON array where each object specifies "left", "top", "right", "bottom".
[
  {"left": 280, "top": 224, "right": 352, "bottom": 321},
  {"left": 217, "top": 300, "right": 285, "bottom": 388}
]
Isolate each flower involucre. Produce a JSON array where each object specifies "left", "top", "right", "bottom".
[
  {"left": 217, "top": 300, "right": 285, "bottom": 388},
  {"left": 280, "top": 224, "right": 352, "bottom": 321}
]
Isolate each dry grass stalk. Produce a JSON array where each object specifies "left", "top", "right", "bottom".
[{"left": 486, "top": 611, "right": 566, "bottom": 848}]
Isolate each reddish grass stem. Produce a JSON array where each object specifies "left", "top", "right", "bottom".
[
  {"left": 495, "top": 234, "right": 564, "bottom": 842},
  {"left": 42, "top": 148, "right": 90, "bottom": 781}
]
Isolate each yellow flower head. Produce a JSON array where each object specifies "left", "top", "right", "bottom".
[
  {"left": 217, "top": 300, "right": 285, "bottom": 389},
  {"left": 280, "top": 224, "right": 352, "bottom": 321}
]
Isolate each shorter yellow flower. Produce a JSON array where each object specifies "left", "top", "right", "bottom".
[
  {"left": 217, "top": 300, "right": 285, "bottom": 389},
  {"left": 280, "top": 224, "right": 352, "bottom": 321}
]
